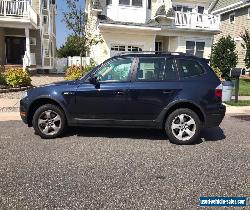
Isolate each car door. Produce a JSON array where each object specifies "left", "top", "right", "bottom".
[
  {"left": 127, "top": 56, "right": 180, "bottom": 121},
  {"left": 72, "top": 56, "right": 135, "bottom": 120}
]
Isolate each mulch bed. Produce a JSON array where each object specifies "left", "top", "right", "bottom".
[{"left": 0, "top": 85, "right": 33, "bottom": 94}]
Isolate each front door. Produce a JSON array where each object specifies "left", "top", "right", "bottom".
[
  {"left": 5, "top": 37, "right": 26, "bottom": 64},
  {"left": 72, "top": 57, "right": 135, "bottom": 120}
]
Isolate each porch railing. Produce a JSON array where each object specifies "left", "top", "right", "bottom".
[
  {"left": 0, "top": 0, "right": 37, "bottom": 26},
  {"left": 175, "top": 11, "right": 220, "bottom": 30}
]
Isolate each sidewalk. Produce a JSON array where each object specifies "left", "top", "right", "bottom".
[{"left": 232, "top": 96, "right": 250, "bottom": 100}]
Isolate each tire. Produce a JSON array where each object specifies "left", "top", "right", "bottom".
[
  {"left": 32, "top": 104, "right": 66, "bottom": 139},
  {"left": 165, "top": 108, "right": 201, "bottom": 145}
]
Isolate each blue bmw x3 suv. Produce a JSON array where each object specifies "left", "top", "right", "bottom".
[{"left": 20, "top": 52, "right": 226, "bottom": 145}]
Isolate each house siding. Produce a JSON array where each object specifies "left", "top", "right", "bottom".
[{"left": 214, "top": 6, "right": 250, "bottom": 68}]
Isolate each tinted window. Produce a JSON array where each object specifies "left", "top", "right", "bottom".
[
  {"left": 136, "top": 57, "right": 177, "bottom": 81},
  {"left": 95, "top": 57, "right": 132, "bottom": 82},
  {"left": 177, "top": 59, "right": 205, "bottom": 79}
]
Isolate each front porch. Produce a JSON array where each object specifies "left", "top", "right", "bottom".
[{"left": 0, "top": 27, "right": 39, "bottom": 70}]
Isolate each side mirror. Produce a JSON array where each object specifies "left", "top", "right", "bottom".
[
  {"left": 89, "top": 76, "right": 98, "bottom": 84},
  {"left": 89, "top": 76, "right": 100, "bottom": 89}
]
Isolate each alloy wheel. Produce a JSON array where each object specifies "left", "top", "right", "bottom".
[
  {"left": 171, "top": 114, "right": 196, "bottom": 141},
  {"left": 38, "top": 110, "right": 62, "bottom": 136}
]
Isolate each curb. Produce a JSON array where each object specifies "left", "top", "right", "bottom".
[{"left": 0, "top": 86, "right": 33, "bottom": 94}]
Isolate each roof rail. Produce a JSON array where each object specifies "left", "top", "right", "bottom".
[{"left": 116, "top": 51, "right": 187, "bottom": 56}]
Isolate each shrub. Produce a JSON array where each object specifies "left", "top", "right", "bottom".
[
  {"left": 210, "top": 36, "right": 238, "bottom": 81},
  {"left": 5, "top": 68, "right": 31, "bottom": 87},
  {"left": 65, "top": 61, "right": 97, "bottom": 81},
  {"left": 212, "top": 67, "right": 223, "bottom": 80},
  {"left": 0, "top": 73, "right": 5, "bottom": 85},
  {"left": 65, "top": 65, "right": 84, "bottom": 81}
]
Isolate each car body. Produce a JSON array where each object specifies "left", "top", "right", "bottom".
[{"left": 20, "top": 52, "right": 226, "bottom": 144}]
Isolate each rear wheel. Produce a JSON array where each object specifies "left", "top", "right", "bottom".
[
  {"left": 32, "top": 104, "right": 66, "bottom": 139},
  {"left": 165, "top": 108, "right": 201, "bottom": 145}
]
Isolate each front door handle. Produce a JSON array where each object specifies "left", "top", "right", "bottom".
[
  {"left": 115, "top": 90, "right": 126, "bottom": 96},
  {"left": 162, "top": 90, "right": 173, "bottom": 94}
]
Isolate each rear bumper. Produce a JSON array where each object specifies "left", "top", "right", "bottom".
[{"left": 205, "top": 104, "right": 226, "bottom": 128}]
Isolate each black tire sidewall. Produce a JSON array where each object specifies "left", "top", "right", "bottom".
[
  {"left": 165, "top": 108, "right": 201, "bottom": 145},
  {"left": 32, "top": 104, "right": 66, "bottom": 139}
]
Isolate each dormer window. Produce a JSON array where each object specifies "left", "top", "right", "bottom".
[
  {"left": 119, "top": 0, "right": 143, "bottom": 7},
  {"left": 229, "top": 13, "right": 235, "bottom": 24}
]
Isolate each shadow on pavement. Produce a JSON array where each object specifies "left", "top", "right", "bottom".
[{"left": 64, "top": 126, "right": 226, "bottom": 143}]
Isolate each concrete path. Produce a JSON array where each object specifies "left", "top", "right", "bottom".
[{"left": 232, "top": 96, "right": 250, "bottom": 100}]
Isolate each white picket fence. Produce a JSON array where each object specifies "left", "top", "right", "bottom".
[
  {"left": 55, "top": 56, "right": 91, "bottom": 73},
  {"left": 68, "top": 56, "right": 91, "bottom": 67}
]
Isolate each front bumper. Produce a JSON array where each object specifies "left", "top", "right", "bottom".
[
  {"left": 20, "top": 98, "right": 29, "bottom": 124},
  {"left": 205, "top": 104, "right": 226, "bottom": 128}
]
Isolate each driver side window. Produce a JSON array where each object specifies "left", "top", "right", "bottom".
[{"left": 95, "top": 57, "right": 133, "bottom": 82}]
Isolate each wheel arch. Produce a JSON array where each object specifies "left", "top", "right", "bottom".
[
  {"left": 159, "top": 101, "right": 206, "bottom": 129},
  {"left": 27, "top": 97, "right": 67, "bottom": 127}
]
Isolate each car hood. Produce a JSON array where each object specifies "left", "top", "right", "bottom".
[{"left": 36, "top": 80, "right": 77, "bottom": 88}]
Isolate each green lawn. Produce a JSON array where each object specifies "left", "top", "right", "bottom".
[
  {"left": 225, "top": 100, "right": 250, "bottom": 106},
  {"left": 232, "top": 78, "right": 250, "bottom": 96}
]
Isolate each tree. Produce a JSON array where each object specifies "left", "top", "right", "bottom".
[
  {"left": 57, "top": 35, "right": 81, "bottom": 58},
  {"left": 211, "top": 36, "right": 238, "bottom": 80},
  {"left": 63, "top": 0, "right": 102, "bottom": 68},
  {"left": 240, "top": 29, "right": 250, "bottom": 69}
]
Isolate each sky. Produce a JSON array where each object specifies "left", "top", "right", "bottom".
[{"left": 56, "top": 0, "right": 85, "bottom": 48}]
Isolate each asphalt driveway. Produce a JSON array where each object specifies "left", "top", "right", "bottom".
[{"left": 0, "top": 115, "right": 249, "bottom": 209}]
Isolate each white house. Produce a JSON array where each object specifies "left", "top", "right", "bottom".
[
  {"left": 0, "top": 0, "right": 56, "bottom": 71},
  {"left": 85, "top": 0, "right": 220, "bottom": 64}
]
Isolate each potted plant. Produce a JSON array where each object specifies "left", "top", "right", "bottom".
[{"left": 211, "top": 36, "right": 238, "bottom": 101}]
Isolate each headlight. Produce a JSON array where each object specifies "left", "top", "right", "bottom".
[{"left": 22, "top": 91, "right": 28, "bottom": 99}]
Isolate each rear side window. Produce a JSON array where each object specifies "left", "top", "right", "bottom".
[
  {"left": 136, "top": 57, "right": 177, "bottom": 81},
  {"left": 176, "top": 59, "right": 205, "bottom": 79}
]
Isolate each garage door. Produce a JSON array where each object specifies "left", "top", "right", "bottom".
[{"left": 110, "top": 44, "right": 143, "bottom": 57}]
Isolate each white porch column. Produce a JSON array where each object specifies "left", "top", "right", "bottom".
[
  {"left": 25, "top": 27, "right": 31, "bottom": 68},
  {"left": 25, "top": 27, "right": 31, "bottom": 59}
]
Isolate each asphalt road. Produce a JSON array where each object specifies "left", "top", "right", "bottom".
[{"left": 0, "top": 115, "right": 249, "bottom": 209}]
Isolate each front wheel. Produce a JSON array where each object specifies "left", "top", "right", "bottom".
[
  {"left": 32, "top": 104, "right": 66, "bottom": 139},
  {"left": 165, "top": 108, "right": 201, "bottom": 145}
]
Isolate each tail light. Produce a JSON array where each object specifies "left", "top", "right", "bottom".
[{"left": 215, "top": 84, "right": 223, "bottom": 98}]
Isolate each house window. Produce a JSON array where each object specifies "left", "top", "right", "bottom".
[
  {"left": 229, "top": 13, "right": 235, "bottom": 24},
  {"left": 186, "top": 41, "right": 205, "bottom": 58},
  {"left": 43, "top": 39, "right": 50, "bottom": 58},
  {"left": 42, "top": 0, "right": 48, "bottom": 9},
  {"left": 111, "top": 45, "right": 126, "bottom": 51},
  {"left": 148, "top": 0, "right": 151, "bottom": 9},
  {"left": 119, "top": 0, "right": 130, "bottom": 5},
  {"left": 43, "top": 15, "right": 49, "bottom": 34},
  {"left": 106, "top": 0, "right": 112, "bottom": 5},
  {"left": 119, "top": 0, "right": 143, "bottom": 7},
  {"left": 30, "top": 38, "right": 36, "bottom": 46},
  {"left": 155, "top": 41, "right": 163, "bottom": 52},
  {"left": 198, "top": 6, "right": 204, "bottom": 14},
  {"left": 128, "top": 46, "right": 142, "bottom": 52},
  {"left": 173, "top": 5, "right": 192, "bottom": 12}
]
